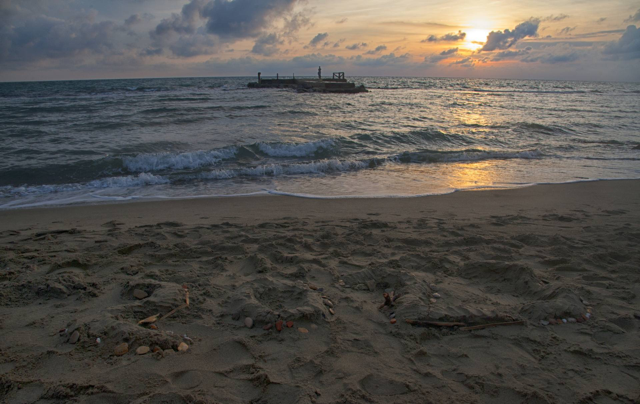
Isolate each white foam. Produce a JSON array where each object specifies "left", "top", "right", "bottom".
[
  {"left": 257, "top": 139, "right": 335, "bottom": 157},
  {"left": 122, "top": 148, "right": 237, "bottom": 172},
  {"left": 199, "top": 159, "right": 369, "bottom": 179}
]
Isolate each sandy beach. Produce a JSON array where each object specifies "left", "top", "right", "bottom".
[{"left": 1, "top": 179, "right": 639, "bottom": 403}]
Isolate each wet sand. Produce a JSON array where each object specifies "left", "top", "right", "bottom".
[{"left": 1, "top": 180, "right": 639, "bottom": 403}]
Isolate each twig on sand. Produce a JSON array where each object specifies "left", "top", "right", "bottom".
[
  {"left": 405, "top": 319, "right": 466, "bottom": 327},
  {"left": 459, "top": 320, "right": 525, "bottom": 331},
  {"left": 158, "top": 288, "right": 190, "bottom": 322}
]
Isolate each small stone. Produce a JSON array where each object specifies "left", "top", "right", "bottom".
[
  {"left": 114, "top": 343, "right": 129, "bottom": 356},
  {"left": 429, "top": 298, "right": 437, "bottom": 304},
  {"left": 69, "top": 330, "right": 80, "bottom": 344},
  {"left": 540, "top": 320, "right": 550, "bottom": 326},
  {"left": 576, "top": 317, "right": 584, "bottom": 323},
  {"left": 389, "top": 313, "right": 396, "bottom": 319},
  {"left": 549, "top": 319, "right": 558, "bottom": 325},
  {"left": 318, "top": 288, "right": 324, "bottom": 292},
  {"left": 365, "top": 280, "right": 375, "bottom": 291},
  {"left": 244, "top": 317, "right": 254, "bottom": 329},
  {"left": 390, "top": 319, "right": 397, "bottom": 324},
  {"left": 323, "top": 299, "right": 333, "bottom": 308},
  {"left": 580, "top": 296, "right": 590, "bottom": 305},
  {"left": 286, "top": 321, "right": 294, "bottom": 328},
  {"left": 177, "top": 342, "right": 189, "bottom": 352},
  {"left": 587, "top": 308, "right": 592, "bottom": 314},
  {"left": 263, "top": 323, "right": 273, "bottom": 330},
  {"left": 556, "top": 318, "right": 563, "bottom": 324},
  {"left": 149, "top": 324, "right": 158, "bottom": 330},
  {"left": 276, "top": 320, "right": 283, "bottom": 332},
  {"left": 429, "top": 284, "right": 438, "bottom": 291},
  {"left": 133, "top": 289, "right": 148, "bottom": 300},
  {"left": 152, "top": 346, "right": 162, "bottom": 353},
  {"left": 562, "top": 319, "right": 567, "bottom": 323},
  {"left": 136, "top": 346, "right": 150, "bottom": 355},
  {"left": 298, "top": 328, "right": 309, "bottom": 333},
  {"left": 163, "top": 349, "right": 175, "bottom": 356},
  {"left": 309, "top": 284, "right": 318, "bottom": 290},
  {"left": 329, "top": 308, "right": 335, "bottom": 315},
  {"left": 568, "top": 318, "right": 577, "bottom": 323},
  {"left": 585, "top": 313, "right": 591, "bottom": 319},
  {"left": 634, "top": 313, "right": 640, "bottom": 320},
  {"left": 96, "top": 338, "right": 102, "bottom": 344},
  {"left": 433, "top": 293, "right": 441, "bottom": 299},
  {"left": 338, "top": 280, "right": 345, "bottom": 286},
  {"left": 310, "top": 324, "right": 318, "bottom": 329}
]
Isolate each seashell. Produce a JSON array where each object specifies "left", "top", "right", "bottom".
[
  {"left": 298, "top": 328, "right": 309, "bottom": 333},
  {"left": 562, "top": 319, "right": 567, "bottom": 323},
  {"left": 329, "top": 308, "right": 335, "bottom": 315},
  {"left": 540, "top": 320, "right": 550, "bottom": 326},
  {"left": 263, "top": 323, "right": 273, "bottom": 330},
  {"left": 136, "top": 346, "right": 150, "bottom": 355},
  {"left": 433, "top": 293, "right": 441, "bottom": 299},
  {"left": 585, "top": 313, "right": 591, "bottom": 319},
  {"left": 244, "top": 317, "right": 254, "bottom": 328},
  {"left": 114, "top": 343, "right": 129, "bottom": 356},
  {"left": 429, "top": 298, "right": 437, "bottom": 304},
  {"left": 138, "top": 314, "right": 160, "bottom": 325},
  {"left": 390, "top": 319, "right": 397, "bottom": 324},
  {"left": 96, "top": 338, "right": 102, "bottom": 344},
  {"left": 286, "top": 321, "right": 294, "bottom": 328},
  {"left": 69, "top": 330, "right": 80, "bottom": 344},
  {"left": 177, "top": 342, "right": 189, "bottom": 352},
  {"left": 323, "top": 299, "right": 333, "bottom": 308}
]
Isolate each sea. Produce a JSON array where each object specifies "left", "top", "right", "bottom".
[{"left": 1, "top": 76, "right": 639, "bottom": 209}]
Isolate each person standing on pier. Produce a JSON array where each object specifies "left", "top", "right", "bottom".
[{"left": 318, "top": 66, "right": 321, "bottom": 80}]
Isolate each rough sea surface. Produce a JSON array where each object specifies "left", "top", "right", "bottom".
[{"left": 1, "top": 77, "right": 639, "bottom": 209}]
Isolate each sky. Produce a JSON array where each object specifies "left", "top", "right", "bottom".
[{"left": 1, "top": 0, "right": 639, "bottom": 82}]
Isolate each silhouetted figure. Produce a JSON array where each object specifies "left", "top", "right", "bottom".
[{"left": 318, "top": 66, "right": 321, "bottom": 80}]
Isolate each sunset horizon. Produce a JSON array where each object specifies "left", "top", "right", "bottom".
[{"left": 1, "top": 0, "right": 639, "bottom": 82}]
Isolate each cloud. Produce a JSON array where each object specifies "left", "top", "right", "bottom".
[
  {"left": 424, "top": 48, "right": 458, "bottom": 64},
  {"left": 481, "top": 19, "right": 540, "bottom": 51},
  {"left": 449, "top": 57, "right": 475, "bottom": 68},
  {"left": 124, "top": 14, "right": 143, "bottom": 27},
  {"left": 558, "top": 26, "right": 576, "bottom": 35},
  {"left": 521, "top": 45, "right": 581, "bottom": 64},
  {"left": 352, "top": 52, "right": 412, "bottom": 67},
  {"left": 346, "top": 42, "right": 367, "bottom": 50},
  {"left": 364, "top": 45, "right": 387, "bottom": 55},
  {"left": 251, "top": 33, "right": 283, "bottom": 56},
  {"left": 336, "top": 18, "right": 347, "bottom": 24},
  {"left": 624, "top": 8, "right": 640, "bottom": 23},
  {"left": 491, "top": 48, "right": 531, "bottom": 61},
  {"left": 308, "top": 32, "right": 328, "bottom": 47},
  {"left": 440, "top": 47, "right": 458, "bottom": 56},
  {"left": 169, "top": 32, "right": 218, "bottom": 57},
  {"left": 205, "top": 53, "right": 346, "bottom": 73},
  {"left": 603, "top": 25, "right": 640, "bottom": 59},
  {"left": 596, "top": 18, "right": 607, "bottom": 24},
  {"left": 543, "top": 14, "right": 569, "bottom": 22},
  {"left": 283, "top": 10, "right": 313, "bottom": 39},
  {"left": 152, "top": 0, "right": 301, "bottom": 40},
  {"left": 421, "top": 30, "right": 466, "bottom": 42}
]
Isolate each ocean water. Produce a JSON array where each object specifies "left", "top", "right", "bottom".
[{"left": 1, "top": 76, "right": 639, "bottom": 209}]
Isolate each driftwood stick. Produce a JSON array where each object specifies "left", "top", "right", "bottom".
[
  {"left": 158, "top": 289, "right": 190, "bottom": 322},
  {"left": 459, "top": 320, "right": 525, "bottom": 331},
  {"left": 405, "top": 319, "right": 466, "bottom": 327}
]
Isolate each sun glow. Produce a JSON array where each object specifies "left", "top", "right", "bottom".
[{"left": 464, "top": 28, "right": 490, "bottom": 50}]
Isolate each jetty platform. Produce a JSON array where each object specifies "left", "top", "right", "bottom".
[{"left": 248, "top": 72, "right": 367, "bottom": 93}]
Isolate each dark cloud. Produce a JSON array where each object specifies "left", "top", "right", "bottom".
[
  {"left": 346, "top": 42, "right": 367, "bottom": 50},
  {"left": 125, "top": 14, "right": 143, "bottom": 27},
  {"left": 449, "top": 57, "right": 475, "bottom": 67},
  {"left": 440, "top": 47, "right": 458, "bottom": 56},
  {"left": 336, "top": 18, "right": 348, "bottom": 24},
  {"left": 251, "top": 33, "right": 283, "bottom": 56},
  {"left": 308, "top": 32, "right": 328, "bottom": 47},
  {"left": 332, "top": 39, "right": 345, "bottom": 48},
  {"left": 543, "top": 14, "right": 569, "bottom": 22},
  {"left": 522, "top": 46, "right": 580, "bottom": 64},
  {"left": 152, "top": 0, "right": 300, "bottom": 40},
  {"left": 596, "top": 17, "right": 607, "bottom": 24},
  {"left": 603, "top": 25, "right": 640, "bottom": 59},
  {"left": 491, "top": 48, "right": 531, "bottom": 61},
  {"left": 352, "top": 52, "right": 411, "bottom": 67},
  {"left": 421, "top": 30, "right": 466, "bottom": 43},
  {"left": 364, "top": 45, "right": 387, "bottom": 55},
  {"left": 283, "top": 10, "right": 313, "bottom": 39},
  {"left": 169, "top": 33, "right": 218, "bottom": 57},
  {"left": 558, "top": 26, "right": 576, "bottom": 35},
  {"left": 481, "top": 19, "right": 540, "bottom": 51},
  {"left": 624, "top": 8, "right": 640, "bottom": 23}
]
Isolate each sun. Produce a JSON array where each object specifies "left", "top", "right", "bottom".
[{"left": 464, "top": 28, "right": 490, "bottom": 50}]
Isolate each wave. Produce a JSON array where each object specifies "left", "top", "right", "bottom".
[
  {"left": 393, "top": 149, "right": 544, "bottom": 164},
  {"left": 200, "top": 159, "right": 374, "bottom": 179},
  {"left": 0, "top": 173, "right": 168, "bottom": 198},
  {"left": 122, "top": 148, "right": 238, "bottom": 172},
  {"left": 257, "top": 139, "right": 336, "bottom": 157}
]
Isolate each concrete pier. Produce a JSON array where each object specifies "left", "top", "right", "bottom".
[{"left": 248, "top": 73, "right": 367, "bottom": 93}]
